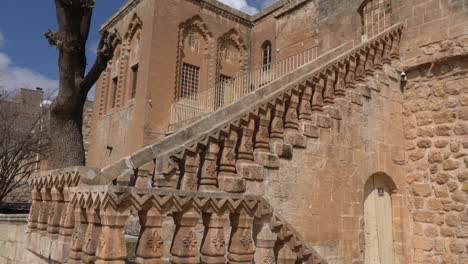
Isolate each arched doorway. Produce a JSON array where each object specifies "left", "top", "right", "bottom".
[{"left": 364, "top": 173, "right": 395, "bottom": 264}]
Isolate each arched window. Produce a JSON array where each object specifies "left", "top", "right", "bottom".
[
  {"left": 262, "top": 41, "right": 272, "bottom": 71},
  {"left": 359, "top": 0, "right": 392, "bottom": 38}
]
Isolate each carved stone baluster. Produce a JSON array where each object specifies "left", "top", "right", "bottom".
[
  {"left": 27, "top": 185, "right": 42, "bottom": 251},
  {"left": 254, "top": 225, "right": 277, "bottom": 264},
  {"left": 95, "top": 207, "right": 131, "bottom": 264},
  {"left": 219, "top": 128, "right": 245, "bottom": 193},
  {"left": 298, "top": 82, "right": 312, "bottom": 122},
  {"left": 47, "top": 185, "right": 65, "bottom": 236},
  {"left": 355, "top": 49, "right": 366, "bottom": 82},
  {"left": 277, "top": 243, "right": 297, "bottom": 264},
  {"left": 37, "top": 185, "right": 51, "bottom": 235},
  {"left": 323, "top": 69, "right": 335, "bottom": 105},
  {"left": 56, "top": 186, "right": 75, "bottom": 261},
  {"left": 199, "top": 140, "right": 219, "bottom": 191},
  {"left": 270, "top": 99, "right": 285, "bottom": 142},
  {"left": 81, "top": 209, "right": 102, "bottom": 263},
  {"left": 237, "top": 118, "right": 255, "bottom": 163},
  {"left": 68, "top": 207, "right": 87, "bottom": 264},
  {"left": 284, "top": 90, "right": 299, "bottom": 132},
  {"left": 374, "top": 40, "right": 384, "bottom": 70},
  {"left": 382, "top": 35, "right": 392, "bottom": 64},
  {"left": 170, "top": 209, "right": 200, "bottom": 264},
  {"left": 311, "top": 75, "right": 324, "bottom": 112},
  {"left": 344, "top": 56, "right": 357, "bottom": 89},
  {"left": 135, "top": 208, "right": 165, "bottom": 264},
  {"left": 254, "top": 108, "right": 271, "bottom": 152},
  {"left": 390, "top": 31, "right": 400, "bottom": 59},
  {"left": 227, "top": 213, "right": 254, "bottom": 264},
  {"left": 364, "top": 46, "right": 375, "bottom": 76},
  {"left": 181, "top": 152, "right": 199, "bottom": 191},
  {"left": 335, "top": 62, "right": 347, "bottom": 97},
  {"left": 154, "top": 157, "right": 180, "bottom": 189},
  {"left": 200, "top": 212, "right": 228, "bottom": 263}
]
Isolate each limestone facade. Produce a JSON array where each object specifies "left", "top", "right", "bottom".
[{"left": 25, "top": 0, "right": 468, "bottom": 264}]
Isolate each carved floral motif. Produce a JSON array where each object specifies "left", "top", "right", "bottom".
[
  {"left": 147, "top": 230, "right": 163, "bottom": 253},
  {"left": 183, "top": 231, "right": 198, "bottom": 252},
  {"left": 240, "top": 230, "right": 252, "bottom": 250},
  {"left": 212, "top": 229, "right": 225, "bottom": 250}
]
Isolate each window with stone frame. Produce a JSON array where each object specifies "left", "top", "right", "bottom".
[
  {"left": 180, "top": 63, "right": 200, "bottom": 99},
  {"left": 262, "top": 41, "right": 272, "bottom": 71},
  {"left": 130, "top": 64, "right": 138, "bottom": 99},
  {"left": 359, "top": 0, "right": 392, "bottom": 38},
  {"left": 111, "top": 77, "right": 118, "bottom": 108}
]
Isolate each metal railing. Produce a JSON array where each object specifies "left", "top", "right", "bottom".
[{"left": 169, "top": 45, "right": 319, "bottom": 127}]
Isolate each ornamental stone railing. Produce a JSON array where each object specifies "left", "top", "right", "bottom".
[{"left": 84, "top": 24, "right": 404, "bottom": 192}]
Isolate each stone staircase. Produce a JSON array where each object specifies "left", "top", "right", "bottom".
[{"left": 25, "top": 23, "right": 404, "bottom": 264}]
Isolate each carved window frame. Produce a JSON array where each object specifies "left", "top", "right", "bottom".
[
  {"left": 262, "top": 41, "right": 272, "bottom": 72},
  {"left": 358, "top": 0, "right": 392, "bottom": 39}
]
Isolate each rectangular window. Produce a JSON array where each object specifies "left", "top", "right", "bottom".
[
  {"left": 217, "top": 74, "right": 232, "bottom": 108},
  {"left": 180, "top": 63, "right": 200, "bottom": 99},
  {"left": 111, "top": 77, "right": 118, "bottom": 108},
  {"left": 361, "top": 0, "right": 392, "bottom": 38},
  {"left": 131, "top": 64, "right": 138, "bottom": 99}
]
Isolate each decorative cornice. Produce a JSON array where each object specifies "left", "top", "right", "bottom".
[{"left": 100, "top": 0, "right": 144, "bottom": 33}]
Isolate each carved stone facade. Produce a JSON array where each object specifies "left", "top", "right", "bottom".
[{"left": 22, "top": 0, "right": 468, "bottom": 264}]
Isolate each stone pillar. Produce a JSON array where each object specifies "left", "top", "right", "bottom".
[
  {"left": 180, "top": 153, "right": 199, "bottom": 191},
  {"left": 135, "top": 208, "right": 165, "bottom": 264},
  {"left": 37, "top": 185, "right": 51, "bottom": 235},
  {"left": 382, "top": 36, "right": 392, "bottom": 64},
  {"left": 323, "top": 69, "right": 336, "bottom": 105},
  {"left": 254, "top": 225, "right": 277, "bottom": 264},
  {"left": 335, "top": 62, "right": 347, "bottom": 97},
  {"left": 200, "top": 212, "right": 228, "bottom": 263},
  {"left": 355, "top": 49, "right": 366, "bottom": 82},
  {"left": 81, "top": 208, "right": 102, "bottom": 263},
  {"left": 170, "top": 209, "right": 200, "bottom": 264},
  {"left": 254, "top": 108, "right": 271, "bottom": 152},
  {"left": 227, "top": 213, "right": 254, "bottom": 264},
  {"left": 311, "top": 75, "right": 324, "bottom": 112},
  {"left": 47, "top": 185, "right": 65, "bottom": 236},
  {"left": 26, "top": 185, "right": 42, "bottom": 251},
  {"left": 298, "top": 83, "right": 312, "bottom": 122},
  {"left": 344, "top": 56, "right": 357, "bottom": 89},
  {"left": 374, "top": 40, "right": 384, "bottom": 70},
  {"left": 390, "top": 32, "right": 400, "bottom": 59},
  {"left": 277, "top": 243, "right": 297, "bottom": 264},
  {"left": 284, "top": 91, "right": 299, "bottom": 132},
  {"left": 95, "top": 207, "right": 131, "bottom": 264},
  {"left": 68, "top": 207, "right": 87, "bottom": 264},
  {"left": 59, "top": 186, "right": 75, "bottom": 241},
  {"left": 237, "top": 118, "right": 255, "bottom": 163},
  {"left": 199, "top": 140, "right": 219, "bottom": 191},
  {"left": 270, "top": 99, "right": 285, "bottom": 142},
  {"left": 364, "top": 46, "right": 375, "bottom": 76},
  {"left": 218, "top": 129, "right": 245, "bottom": 193}
]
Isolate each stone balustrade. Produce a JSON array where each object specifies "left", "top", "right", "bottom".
[
  {"left": 58, "top": 185, "right": 325, "bottom": 264},
  {"left": 83, "top": 24, "right": 404, "bottom": 192},
  {"left": 26, "top": 166, "right": 97, "bottom": 263}
]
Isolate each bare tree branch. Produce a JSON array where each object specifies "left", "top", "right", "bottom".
[{"left": 44, "top": 29, "right": 62, "bottom": 48}]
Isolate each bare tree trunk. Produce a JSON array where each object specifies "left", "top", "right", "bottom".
[{"left": 47, "top": 0, "right": 116, "bottom": 169}]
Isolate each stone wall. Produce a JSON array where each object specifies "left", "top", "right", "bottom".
[
  {"left": 0, "top": 214, "right": 49, "bottom": 264},
  {"left": 403, "top": 55, "right": 468, "bottom": 264}
]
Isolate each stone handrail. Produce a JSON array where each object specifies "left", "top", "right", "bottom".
[
  {"left": 27, "top": 185, "right": 327, "bottom": 263},
  {"left": 85, "top": 23, "right": 403, "bottom": 191}
]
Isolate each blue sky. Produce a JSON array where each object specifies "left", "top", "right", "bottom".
[{"left": 0, "top": 0, "right": 278, "bottom": 98}]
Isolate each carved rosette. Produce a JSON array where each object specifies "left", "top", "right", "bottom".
[
  {"left": 298, "top": 83, "right": 312, "bottom": 122},
  {"left": 228, "top": 213, "right": 254, "bottom": 264},
  {"left": 335, "top": 62, "right": 347, "bottom": 97},
  {"left": 170, "top": 210, "right": 200, "bottom": 264},
  {"left": 323, "top": 69, "right": 336, "bottom": 105},
  {"left": 284, "top": 91, "right": 299, "bottom": 131},
  {"left": 136, "top": 208, "right": 165, "bottom": 263},
  {"left": 270, "top": 99, "right": 285, "bottom": 141},
  {"left": 237, "top": 118, "right": 255, "bottom": 163},
  {"left": 199, "top": 140, "right": 219, "bottom": 191},
  {"left": 201, "top": 213, "right": 228, "bottom": 263},
  {"left": 311, "top": 76, "right": 324, "bottom": 112},
  {"left": 254, "top": 108, "right": 271, "bottom": 152}
]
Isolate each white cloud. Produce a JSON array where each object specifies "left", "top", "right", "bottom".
[
  {"left": 88, "top": 39, "right": 99, "bottom": 55},
  {"left": 218, "top": 0, "right": 259, "bottom": 15},
  {"left": 0, "top": 52, "right": 58, "bottom": 99}
]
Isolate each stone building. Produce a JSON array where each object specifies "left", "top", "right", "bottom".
[{"left": 12, "top": 0, "right": 468, "bottom": 264}]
